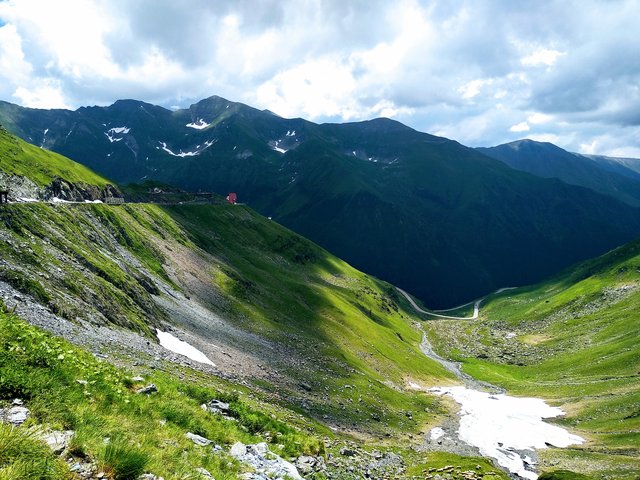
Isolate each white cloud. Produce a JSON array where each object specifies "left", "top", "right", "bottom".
[
  {"left": 521, "top": 48, "right": 565, "bottom": 67},
  {"left": 0, "top": 0, "right": 637, "bottom": 155},
  {"left": 509, "top": 122, "right": 530, "bottom": 132},
  {"left": 527, "top": 112, "right": 553, "bottom": 125}
]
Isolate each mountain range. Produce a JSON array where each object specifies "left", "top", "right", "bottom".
[{"left": 2, "top": 97, "right": 640, "bottom": 308}]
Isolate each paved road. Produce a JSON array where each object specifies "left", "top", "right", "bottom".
[{"left": 397, "top": 287, "right": 516, "bottom": 320}]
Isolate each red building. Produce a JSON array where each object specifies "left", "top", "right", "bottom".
[{"left": 226, "top": 192, "right": 237, "bottom": 204}]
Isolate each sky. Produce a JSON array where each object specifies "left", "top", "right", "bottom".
[{"left": 0, "top": 0, "right": 639, "bottom": 156}]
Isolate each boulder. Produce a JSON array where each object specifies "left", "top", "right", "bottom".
[
  {"left": 135, "top": 384, "right": 158, "bottom": 394},
  {"left": 186, "top": 432, "right": 212, "bottom": 446},
  {"left": 39, "top": 430, "right": 75, "bottom": 454}
]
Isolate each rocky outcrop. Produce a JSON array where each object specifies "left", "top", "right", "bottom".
[
  {"left": 229, "top": 442, "right": 304, "bottom": 480},
  {"left": 0, "top": 398, "right": 30, "bottom": 425},
  {"left": 43, "top": 177, "right": 121, "bottom": 202},
  {"left": 0, "top": 171, "right": 121, "bottom": 202}
]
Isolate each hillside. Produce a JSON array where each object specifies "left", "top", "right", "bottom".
[
  {"left": 0, "top": 127, "right": 527, "bottom": 478},
  {"left": 3, "top": 99, "right": 640, "bottom": 308},
  {"left": 478, "top": 140, "right": 640, "bottom": 207},
  {"left": 421, "top": 235, "right": 640, "bottom": 478},
  {"left": 0, "top": 126, "right": 120, "bottom": 202}
]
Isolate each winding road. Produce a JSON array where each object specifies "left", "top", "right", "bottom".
[{"left": 396, "top": 287, "right": 516, "bottom": 320}]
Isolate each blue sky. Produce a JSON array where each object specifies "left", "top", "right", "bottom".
[{"left": 0, "top": 0, "right": 638, "bottom": 156}]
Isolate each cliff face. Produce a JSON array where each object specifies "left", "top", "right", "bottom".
[
  {"left": 0, "top": 171, "right": 120, "bottom": 202},
  {"left": 43, "top": 177, "right": 121, "bottom": 202}
]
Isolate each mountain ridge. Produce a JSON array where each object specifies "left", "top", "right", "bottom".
[{"left": 3, "top": 96, "right": 640, "bottom": 308}]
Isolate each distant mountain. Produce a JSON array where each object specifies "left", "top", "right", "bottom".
[
  {"left": 477, "top": 139, "right": 640, "bottom": 207},
  {"left": 3, "top": 97, "right": 640, "bottom": 308}
]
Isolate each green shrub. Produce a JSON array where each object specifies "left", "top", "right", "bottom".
[
  {"left": 99, "top": 440, "right": 149, "bottom": 480},
  {"left": 538, "top": 470, "right": 592, "bottom": 480},
  {"left": 0, "top": 424, "right": 69, "bottom": 479}
]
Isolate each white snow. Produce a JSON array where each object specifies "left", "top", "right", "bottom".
[
  {"left": 156, "top": 329, "right": 215, "bottom": 366},
  {"left": 40, "top": 128, "right": 49, "bottom": 148},
  {"left": 285, "top": 130, "right": 296, "bottom": 136},
  {"left": 429, "top": 427, "right": 446, "bottom": 441},
  {"left": 271, "top": 140, "right": 287, "bottom": 154},
  {"left": 186, "top": 119, "right": 210, "bottom": 130},
  {"left": 105, "top": 126, "right": 130, "bottom": 143},
  {"left": 431, "top": 386, "right": 584, "bottom": 479},
  {"left": 159, "top": 140, "right": 215, "bottom": 157}
]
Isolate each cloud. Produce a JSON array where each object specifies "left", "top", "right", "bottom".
[{"left": 0, "top": 0, "right": 638, "bottom": 156}]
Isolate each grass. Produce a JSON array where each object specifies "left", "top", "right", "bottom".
[
  {"left": 424, "top": 237, "right": 640, "bottom": 478},
  {"left": 0, "top": 127, "right": 110, "bottom": 188},
  {"left": 0, "top": 424, "right": 70, "bottom": 480},
  {"left": 0, "top": 306, "right": 324, "bottom": 478},
  {"left": 99, "top": 440, "right": 150, "bottom": 480}
]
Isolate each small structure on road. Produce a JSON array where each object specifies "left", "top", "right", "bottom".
[
  {"left": 0, "top": 190, "right": 8, "bottom": 204},
  {"left": 226, "top": 192, "right": 237, "bottom": 204}
]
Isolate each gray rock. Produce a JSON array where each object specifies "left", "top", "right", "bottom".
[
  {"left": 131, "top": 376, "right": 145, "bottom": 382},
  {"left": 201, "top": 399, "right": 230, "bottom": 414},
  {"left": 39, "top": 429, "right": 75, "bottom": 454},
  {"left": 339, "top": 447, "right": 356, "bottom": 457},
  {"left": 135, "top": 384, "right": 158, "bottom": 394},
  {"left": 295, "top": 455, "right": 325, "bottom": 474},
  {"left": 230, "top": 441, "right": 247, "bottom": 457},
  {"left": 186, "top": 432, "right": 212, "bottom": 446},
  {"left": 0, "top": 405, "right": 30, "bottom": 426},
  {"left": 194, "top": 467, "right": 214, "bottom": 478},
  {"left": 229, "top": 441, "right": 304, "bottom": 480}
]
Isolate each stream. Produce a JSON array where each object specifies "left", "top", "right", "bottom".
[{"left": 414, "top": 323, "right": 584, "bottom": 479}]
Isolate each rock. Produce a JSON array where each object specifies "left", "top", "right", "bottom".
[
  {"left": 135, "top": 384, "right": 158, "bottom": 394},
  {"left": 186, "top": 432, "right": 212, "bottom": 446},
  {"left": 202, "top": 399, "right": 230, "bottom": 414},
  {"left": 230, "top": 441, "right": 247, "bottom": 457},
  {"left": 139, "top": 475, "right": 164, "bottom": 480},
  {"left": 0, "top": 405, "right": 30, "bottom": 426},
  {"left": 295, "top": 455, "right": 325, "bottom": 474},
  {"left": 229, "top": 441, "right": 303, "bottom": 480},
  {"left": 194, "top": 467, "right": 214, "bottom": 478},
  {"left": 39, "top": 429, "right": 75, "bottom": 454},
  {"left": 131, "top": 376, "right": 145, "bottom": 382},
  {"left": 339, "top": 447, "right": 356, "bottom": 456}
]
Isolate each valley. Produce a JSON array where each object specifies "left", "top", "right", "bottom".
[{"left": 0, "top": 113, "right": 638, "bottom": 480}]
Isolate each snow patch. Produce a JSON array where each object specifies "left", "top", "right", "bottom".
[
  {"left": 186, "top": 119, "right": 210, "bottom": 130},
  {"left": 271, "top": 139, "right": 287, "bottom": 154},
  {"left": 286, "top": 130, "right": 296, "bottom": 136},
  {"left": 431, "top": 386, "right": 584, "bottom": 480},
  {"left": 429, "top": 427, "right": 446, "bottom": 441},
  {"left": 105, "top": 126, "right": 130, "bottom": 143},
  {"left": 156, "top": 329, "right": 215, "bottom": 366},
  {"left": 159, "top": 140, "right": 216, "bottom": 157}
]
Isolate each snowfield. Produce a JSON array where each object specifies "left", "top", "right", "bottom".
[
  {"left": 431, "top": 386, "right": 584, "bottom": 479},
  {"left": 156, "top": 329, "right": 215, "bottom": 366}
]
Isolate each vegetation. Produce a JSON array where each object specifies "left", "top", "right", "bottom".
[
  {"left": 0, "top": 127, "right": 109, "bottom": 188},
  {"left": 422, "top": 236, "right": 640, "bottom": 478},
  {"left": 4, "top": 99, "right": 640, "bottom": 309},
  {"left": 0, "top": 307, "right": 324, "bottom": 478}
]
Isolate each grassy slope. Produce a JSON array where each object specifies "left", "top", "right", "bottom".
[
  {"left": 0, "top": 202, "right": 515, "bottom": 478},
  {"left": 423, "top": 238, "right": 640, "bottom": 478},
  {"left": 0, "top": 306, "right": 324, "bottom": 479},
  {"left": 0, "top": 127, "right": 110, "bottom": 188}
]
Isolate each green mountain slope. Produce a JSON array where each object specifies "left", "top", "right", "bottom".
[
  {"left": 3, "top": 98, "right": 640, "bottom": 309},
  {"left": 423, "top": 237, "right": 640, "bottom": 478},
  {"left": 478, "top": 139, "right": 640, "bottom": 207}
]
